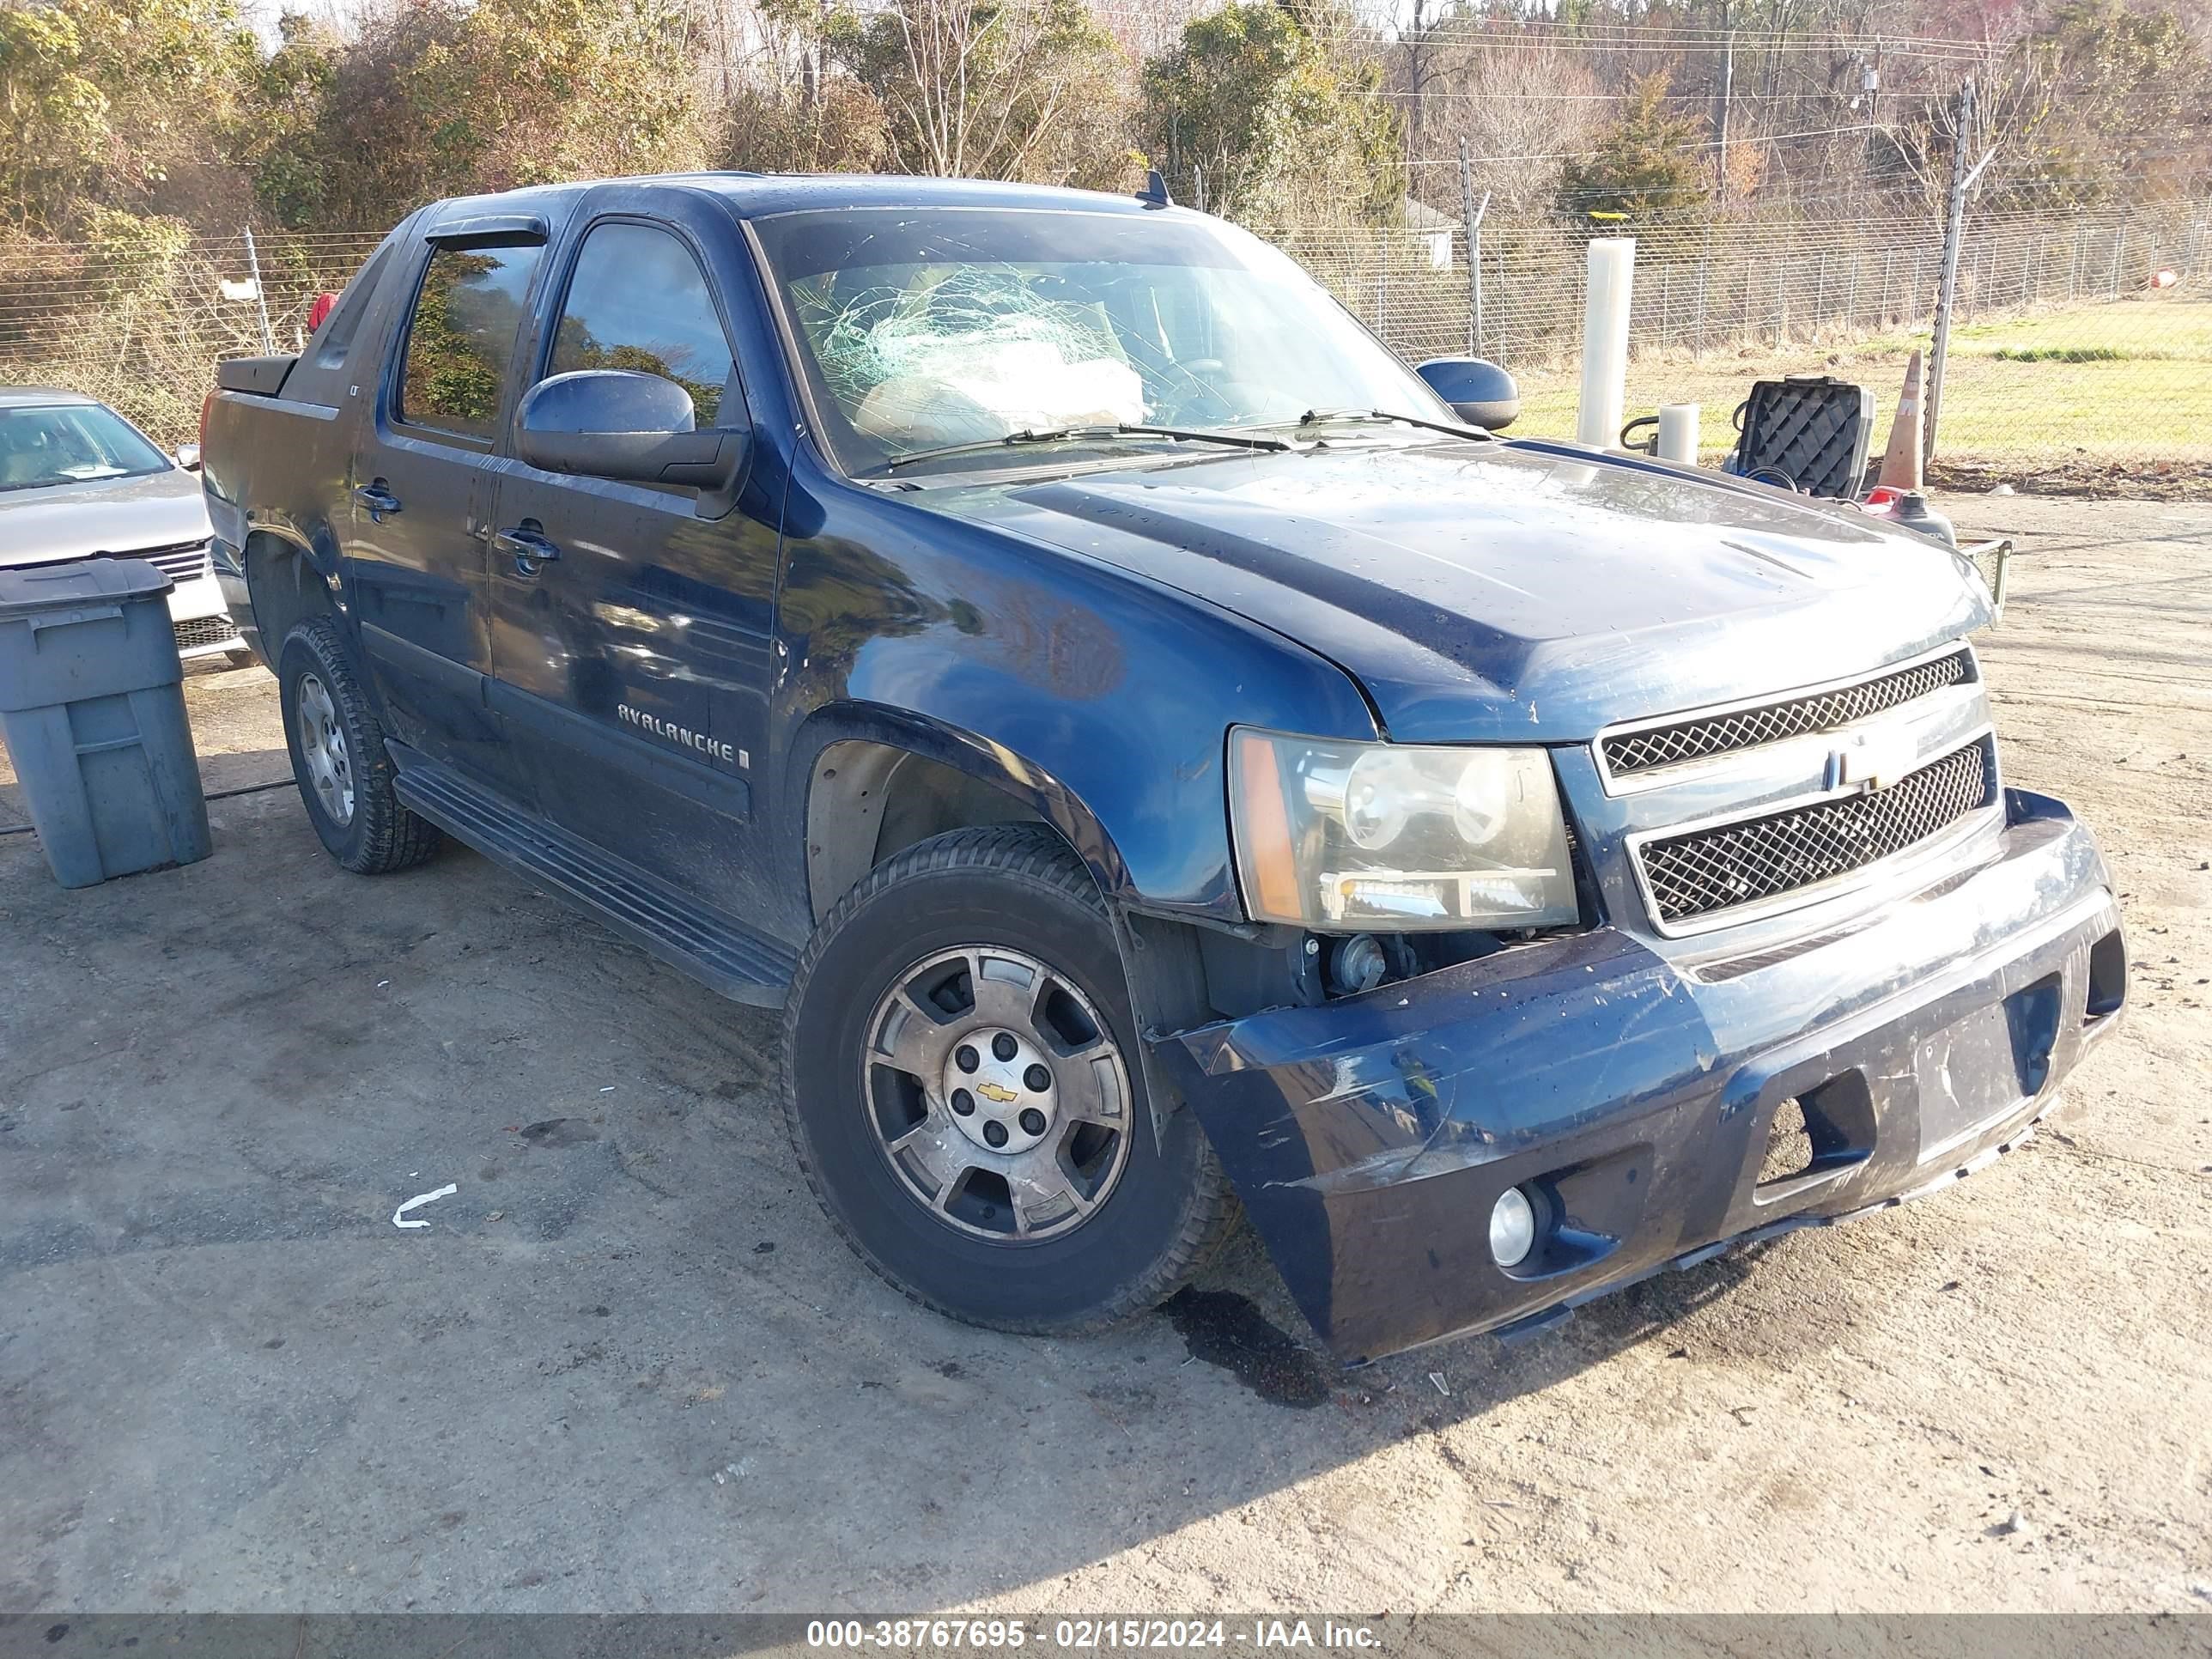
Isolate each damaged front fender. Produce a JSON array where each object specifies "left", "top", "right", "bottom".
[{"left": 1150, "top": 928, "right": 1723, "bottom": 1363}]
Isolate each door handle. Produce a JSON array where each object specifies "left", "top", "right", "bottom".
[
  {"left": 494, "top": 524, "right": 561, "bottom": 573},
  {"left": 354, "top": 481, "right": 402, "bottom": 520}
]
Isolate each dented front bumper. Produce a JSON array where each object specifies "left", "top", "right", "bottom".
[{"left": 1151, "top": 788, "right": 2126, "bottom": 1364}]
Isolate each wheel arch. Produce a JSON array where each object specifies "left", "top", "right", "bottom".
[
  {"left": 792, "top": 703, "right": 1136, "bottom": 927},
  {"left": 241, "top": 523, "right": 343, "bottom": 666},
  {"left": 790, "top": 705, "right": 1231, "bottom": 1147}
]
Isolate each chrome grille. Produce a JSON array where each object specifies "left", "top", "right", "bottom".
[
  {"left": 1636, "top": 737, "right": 1996, "bottom": 926},
  {"left": 173, "top": 615, "right": 240, "bottom": 652},
  {"left": 1603, "top": 648, "right": 1976, "bottom": 777},
  {"left": 132, "top": 541, "right": 213, "bottom": 583}
]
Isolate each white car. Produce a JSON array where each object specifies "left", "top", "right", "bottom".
[{"left": 0, "top": 386, "right": 247, "bottom": 665}]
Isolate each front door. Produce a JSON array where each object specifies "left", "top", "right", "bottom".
[
  {"left": 349, "top": 231, "right": 546, "bottom": 801},
  {"left": 485, "top": 203, "right": 782, "bottom": 920}
]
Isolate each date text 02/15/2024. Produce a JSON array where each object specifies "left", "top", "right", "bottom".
[{"left": 805, "top": 1620, "right": 1383, "bottom": 1650}]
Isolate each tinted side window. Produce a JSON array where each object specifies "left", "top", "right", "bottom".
[
  {"left": 549, "top": 222, "right": 735, "bottom": 426},
  {"left": 397, "top": 240, "right": 542, "bottom": 441}
]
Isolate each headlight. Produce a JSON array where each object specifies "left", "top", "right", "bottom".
[{"left": 1228, "top": 728, "right": 1578, "bottom": 932}]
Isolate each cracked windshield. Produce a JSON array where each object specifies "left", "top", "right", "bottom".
[{"left": 752, "top": 208, "right": 1444, "bottom": 479}]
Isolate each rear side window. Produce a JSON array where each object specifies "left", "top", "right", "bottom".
[
  {"left": 396, "top": 240, "right": 543, "bottom": 441},
  {"left": 547, "top": 222, "right": 735, "bottom": 426}
]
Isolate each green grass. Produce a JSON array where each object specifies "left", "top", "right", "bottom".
[
  {"left": 1951, "top": 299, "right": 2212, "bottom": 357},
  {"left": 1990, "top": 345, "right": 2134, "bottom": 362},
  {"left": 1504, "top": 297, "right": 2212, "bottom": 470}
]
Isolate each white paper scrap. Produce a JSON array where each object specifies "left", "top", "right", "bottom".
[{"left": 392, "top": 1183, "right": 459, "bottom": 1230}]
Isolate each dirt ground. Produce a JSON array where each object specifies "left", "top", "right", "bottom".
[{"left": 2, "top": 495, "right": 2207, "bottom": 1615}]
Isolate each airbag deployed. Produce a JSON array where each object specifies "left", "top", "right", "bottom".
[{"left": 799, "top": 269, "right": 1143, "bottom": 447}]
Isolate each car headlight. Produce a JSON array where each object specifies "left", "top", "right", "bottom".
[{"left": 1228, "top": 728, "right": 1579, "bottom": 932}]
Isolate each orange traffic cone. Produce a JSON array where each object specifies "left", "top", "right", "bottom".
[{"left": 1877, "top": 349, "right": 1925, "bottom": 490}]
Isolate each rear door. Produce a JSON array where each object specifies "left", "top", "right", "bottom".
[
  {"left": 484, "top": 191, "right": 781, "bottom": 916},
  {"left": 348, "top": 222, "right": 549, "bottom": 799}
]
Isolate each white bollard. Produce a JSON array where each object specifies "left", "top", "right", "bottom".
[
  {"left": 1656, "top": 403, "right": 1700, "bottom": 465},
  {"left": 1577, "top": 238, "right": 1636, "bottom": 448}
]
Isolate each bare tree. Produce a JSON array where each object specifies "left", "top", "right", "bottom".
[
  {"left": 1418, "top": 35, "right": 1607, "bottom": 215},
  {"left": 1094, "top": 0, "right": 1205, "bottom": 65},
  {"left": 841, "top": 0, "right": 1133, "bottom": 185}
]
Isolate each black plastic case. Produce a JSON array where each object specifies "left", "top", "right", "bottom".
[{"left": 1729, "top": 375, "right": 1875, "bottom": 499}]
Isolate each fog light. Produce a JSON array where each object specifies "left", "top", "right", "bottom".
[{"left": 1489, "top": 1186, "right": 1537, "bottom": 1268}]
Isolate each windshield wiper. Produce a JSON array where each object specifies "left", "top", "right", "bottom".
[
  {"left": 882, "top": 422, "right": 1291, "bottom": 473},
  {"left": 1295, "top": 409, "right": 1500, "bottom": 442}
]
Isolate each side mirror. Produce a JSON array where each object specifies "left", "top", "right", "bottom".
[
  {"left": 515, "top": 370, "right": 748, "bottom": 500},
  {"left": 1415, "top": 358, "right": 1520, "bottom": 432},
  {"left": 174, "top": 443, "right": 202, "bottom": 472}
]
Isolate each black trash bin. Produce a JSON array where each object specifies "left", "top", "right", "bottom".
[{"left": 0, "top": 557, "right": 212, "bottom": 888}]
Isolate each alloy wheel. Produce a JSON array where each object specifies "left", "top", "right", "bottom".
[
  {"left": 859, "top": 945, "right": 1133, "bottom": 1242},
  {"left": 295, "top": 672, "right": 355, "bottom": 827}
]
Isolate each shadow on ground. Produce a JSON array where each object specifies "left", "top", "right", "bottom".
[{"left": 0, "top": 769, "right": 1790, "bottom": 1613}]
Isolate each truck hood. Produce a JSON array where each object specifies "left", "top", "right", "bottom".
[
  {"left": 924, "top": 439, "right": 1990, "bottom": 742},
  {"left": 0, "top": 468, "right": 210, "bottom": 568}
]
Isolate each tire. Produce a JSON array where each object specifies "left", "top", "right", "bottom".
[
  {"left": 782, "top": 823, "right": 1231, "bottom": 1335},
  {"left": 276, "top": 615, "right": 441, "bottom": 875}
]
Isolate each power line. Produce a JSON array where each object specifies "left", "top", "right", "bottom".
[
  {"left": 1085, "top": 3, "right": 2009, "bottom": 50},
  {"left": 1085, "top": 6, "right": 2014, "bottom": 61},
  {"left": 1403, "top": 119, "right": 1891, "bottom": 164},
  {"left": 1368, "top": 86, "right": 1950, "bottom": 102}
]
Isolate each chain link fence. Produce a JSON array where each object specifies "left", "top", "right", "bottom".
[
  {"left": 2, "top": 198, "right": 2205, "bottom": 483},
  {"left": 0, "top": 227, "right": 387, "bottom": 449},
  {"left": 1295, "top": 196, "right": 2211, "bottom": 477}
]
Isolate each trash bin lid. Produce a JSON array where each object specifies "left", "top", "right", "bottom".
[{"left": 0, "top": 556, "right": 173, "bottom": 617}]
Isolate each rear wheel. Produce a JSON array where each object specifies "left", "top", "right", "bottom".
[
  {"left": 782, "top": 824, "right": 1230, "bottom": 1334},
  {"left": 277, "top": 616, "right": 441, "bottom": 874}
]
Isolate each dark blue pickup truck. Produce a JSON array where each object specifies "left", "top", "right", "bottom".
[{"left": 202, "top": 173, "right": 2126, "bottom": 1364}]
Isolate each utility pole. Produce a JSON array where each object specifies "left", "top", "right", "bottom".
[
  {"left": 1406, "top": 0, "right": 1431, "bottom": 160},
  {"left": 1925, "top": 77, "right": 1996, "bottom": 469},
  {"left": 1859, "top": 48, "right": 1882, "bottom": 217},
  {"left": 1716, "top": 6, "right": 1735, "bottom": 206},
  {"left": 1460, "top": 139, "right": 1487, "bottom": 358}
]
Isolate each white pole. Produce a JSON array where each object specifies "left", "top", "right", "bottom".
[
  {"left": 242, "top": 227, "right": 276, "bottom": 357},
  {"left": 1656, "top": 404, "right": 1700, "bottom": 464},
  {"left": 1577, "top": 238, "right": 1636, "bottom": 448}
]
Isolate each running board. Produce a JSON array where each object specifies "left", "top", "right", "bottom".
[{"left": 391, "top": 751, "right": 793, "bottom": 1006}]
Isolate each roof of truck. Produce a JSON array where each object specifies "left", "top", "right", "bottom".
[
  {"left": 422, "top": 173, "right": 1169, "bottom": 227},
  {"left": 694, "top": 173, "right": 1164, "bottom": 218}
]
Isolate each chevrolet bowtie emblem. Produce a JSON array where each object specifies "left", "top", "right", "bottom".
[
  {"left": 1828, "top": 727, "right": 1921, "bottom": 793},
  {"left": 975, "top": 1081, "right": 1018, "bottom": 1103}
]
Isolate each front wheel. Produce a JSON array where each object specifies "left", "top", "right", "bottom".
[{"left": 781, "top": 824, "right": 1231, "bottom": 1334}]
